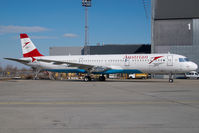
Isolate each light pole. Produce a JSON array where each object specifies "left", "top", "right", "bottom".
[
  {"left": 82, "top": 0, "right": 91, "bottom": 55},
  {"left": 151, "top": 0, "right": 155, "bottom": 53}
]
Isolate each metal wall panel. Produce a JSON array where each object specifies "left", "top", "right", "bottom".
[
  {"left": 50, "top": 45, "right": 151, "bottom": 56},
  {"left": 193, "top": 19, "right": 199, "bottom": 46},
  {"left": 154, "top": 0, "right": 199, "bottom": 20},
  {"left": 49, "top": 47, "right": 83, "bottom": 55},
  {"left": 154, "top": 19, "right": 193, "bottom": 46},
  {"left": 82, "top": 45, "right": 151, "bottom": 55}
]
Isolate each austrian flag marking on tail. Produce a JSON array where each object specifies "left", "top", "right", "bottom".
[
  {"left": 20, "top": 33, "right": 43, "bottom": 57},
  {"left": 23, "top": 42, "right": 30, "bottom": 48}
]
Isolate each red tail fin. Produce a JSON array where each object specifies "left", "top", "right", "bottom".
[{"left": 20, "top": 33, "right": 43, "bottom": 57}]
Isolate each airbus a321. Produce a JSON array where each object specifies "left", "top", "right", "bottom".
[{"left": 5, "top": 34, "right": 198, "bottom": 82}]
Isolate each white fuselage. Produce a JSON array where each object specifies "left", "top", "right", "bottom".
[{"left": 23, "top": 54, "right": 198, "bottom": 74}]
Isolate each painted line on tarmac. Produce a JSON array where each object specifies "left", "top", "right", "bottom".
[{"left": 0, "top": 101, "right": 198, "bottom": 105}]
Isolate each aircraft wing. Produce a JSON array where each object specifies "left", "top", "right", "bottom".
[
  {"left": 4, "top": 58, "right": 30, "bottom": 64},
  {"left": 37, "top": 58, "right": 109, "bottom": 71}
]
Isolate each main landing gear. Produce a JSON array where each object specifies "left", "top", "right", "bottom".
[
  {"left": 84, "top": 76, "right": 92, "bottom": 82},
  {"left": 169, "top": 73, "right": 174, "bottom": 83},
  {"left": 47, "top": 71, "right": 55, "bottom": 80},
  {"left": 99, "top": 75, "right": 106, "bottom": 81},
  {"left": 83, "top": 75, "right": 106, "bottom": 82}
]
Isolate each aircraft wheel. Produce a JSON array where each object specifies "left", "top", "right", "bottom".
[
  {"left": 99, "top": 76, "right": 106, "bottom": 81},
  {"left": 84, "top": 76, "right": 91, "bottom": 82},
  {"left": 169, "top": 73, "right": 174, "bottom": 83},
  {"left": 169, "top": 79, "right": 173, "bottom": 83}
]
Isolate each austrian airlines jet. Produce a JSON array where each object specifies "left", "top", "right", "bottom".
[{"left": 5, "top": 34, "right": 198, "bottom": 82}]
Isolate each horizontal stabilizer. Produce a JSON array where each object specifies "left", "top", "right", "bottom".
[{"left": 4, "top": 58, "right": 30, "bottom": 64}]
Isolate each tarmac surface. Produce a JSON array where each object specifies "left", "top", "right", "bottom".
[{"left": 0, "top": 79, "right": 199, "bottom": 133}]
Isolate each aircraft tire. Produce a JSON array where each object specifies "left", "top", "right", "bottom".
[
  {"left": 99, "top": 76, "right": 106, "bottom": 81},
  {"left": 169, "top": 79, "right": 173, "bottom": 83},
  {"left": 84, "top": 76, "right": 91, "bottom": 82}
]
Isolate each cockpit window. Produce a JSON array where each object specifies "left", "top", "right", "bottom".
[
  {"left": 184, "top": 58, "right": 189, "bottom": 62},
  {"left": 179, "top": 58, "right": 190, "bottom": 62},
  {"left": 179, "top": 58, "right": 184, "bottom": 62}
]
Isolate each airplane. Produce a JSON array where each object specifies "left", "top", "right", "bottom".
[{"left": 4, "top": 33, "right": 198, "bottom": 82}]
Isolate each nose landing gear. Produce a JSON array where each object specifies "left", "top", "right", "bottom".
[{"left": 169, "top": 73, "right": 174, "bottom": 83}]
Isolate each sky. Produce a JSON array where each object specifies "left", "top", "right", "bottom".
[{"left": 0, "top": 0, "right": 151, "bottom": 68}]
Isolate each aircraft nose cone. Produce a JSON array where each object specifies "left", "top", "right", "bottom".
[
  {"left": 194, "top": 63, "right": 198, "bottom": 70},
  {"left": 190, "top": 62, "right": 198, "bottom": 71}
]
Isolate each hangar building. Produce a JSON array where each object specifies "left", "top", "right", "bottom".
[
  {"left": 81, "top": 44, "right": 151, "bottom": 55},
  {"left": 49, "top": 44, "right": 151, "bottom": 56},
  {"left": 49, "top": 46, "right": 83, "bottom": 56},
  {"left": 152, "top": 0, "right": 199, "bottom": 70}
]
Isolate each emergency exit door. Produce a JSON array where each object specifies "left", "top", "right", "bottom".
[{"left": 167, "top": 55, "right": 173, "bottom": 66}]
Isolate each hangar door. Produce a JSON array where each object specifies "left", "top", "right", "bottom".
[{"left": 154, "top": 19, "right": 193, "bottom": 46}]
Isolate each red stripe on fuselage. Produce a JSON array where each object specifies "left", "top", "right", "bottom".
[{"left": 23, "top": 49, "right": 43, "bottom": 57}]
